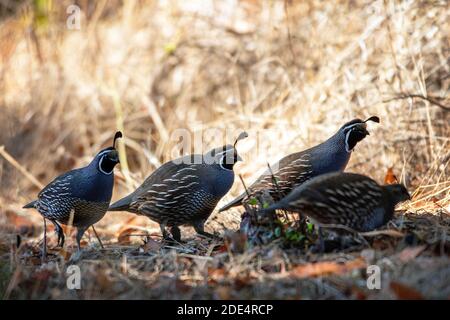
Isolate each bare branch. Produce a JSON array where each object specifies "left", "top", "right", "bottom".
[{"left": 383, "top": 93, "right": 450, "bottom": 111}]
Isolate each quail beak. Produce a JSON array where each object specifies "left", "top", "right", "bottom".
[
  {"left": 107, "top": 150, "right": 120, "bottom": 163},
  {"left": 404, "top": 190, "right": 412, "bottom": 201},
  {"left": 357, "top": 123, "right": 370, "bottom": 136}
]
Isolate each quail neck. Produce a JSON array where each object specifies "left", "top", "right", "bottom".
[
  {"left": 210, "top": 163, "right": 236, "bottom": 197},
  {"left": 204, "top": 144, "right": 240, "bottom": 196},
  {"left": 312, "top": 118, "right": 374, "bottom": 174},
  {"left": 310, "top": 132, "right": 351, "bottom": 174}
]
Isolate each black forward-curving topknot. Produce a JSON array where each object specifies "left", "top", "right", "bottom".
[
  {"left": 364, "top": 116, "right": 380, "bottom": 123},
  {"left": 113, "top": 131, "right": 123, "bottom": 148},
  {"left": 234, "top": 131, "right": 248, "bottom": 148}
]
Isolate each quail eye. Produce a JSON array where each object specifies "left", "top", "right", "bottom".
[
  {"left": 98, "top": 154, "right": 117, "bottom": 174},
  {"left": 219, "top": 153, "right": 235, "bottom": 171}
]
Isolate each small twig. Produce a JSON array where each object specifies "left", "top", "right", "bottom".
[
  {"left": 383, "top": 94, "right": 450, "bottom": 111},
  {"left": 110, "top": 89, "right": 133, "bottom": 191},
  {"left": 91, "top": 226, "right": 104, "bottom": 249},
  {"left": 283, "top": 0, "right": 298, "bottom": 68},
  {"left": 178, "top": 253, "right": 214, "bottom": 261},
  {"left": 267, "top": 163, "right": 282, "bottom": 199},
  {"left": 267, "top": 163, "right": 289, "bottom": 222},
  {"left": 42, "top": 217, "right": 47, "bottom": 263},
  {"left": 239, "top": 174, "right": 251, "bottom": 198},
  {"left": 0, "top": 146, "right": 44, "bottom": 189},
  {"left": 360, "top": 229, "right": 405, "bottom": 238}
]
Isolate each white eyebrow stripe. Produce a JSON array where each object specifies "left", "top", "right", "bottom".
[
  {"left": 214, "top": 148, "right": 234, "bottom": 157},
  {"left": 98, "top": 150, "right": 112, "bottom": 157},
  {"left": 343, "top": 122, "right": 366, "bottom": 132}
]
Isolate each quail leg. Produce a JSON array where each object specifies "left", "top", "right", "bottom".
[
  {"left": 76, "top": 227, "right": 87, "bottom": 251},
  {"left": 159, "top": 221, "right": 170, "bottom": 240},
  {"left": 170, "top": 226, "right": 182, "bottom": 243},
  {"left": 317, "top": 227, "right": 325, "bottom": 253},
  {"left": 193, "top": 220, "right": 218, "bottom": 239},
  {"left": 42, "top": 216, "right": 47, "bottom": 262},
  {"left": 310, "top": 226, "right": 326, "bottom": 253},
  {"left": 51, "top": 220, "right": 65, "bottom": 248}
]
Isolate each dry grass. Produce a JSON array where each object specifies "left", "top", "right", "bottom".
[{"left": 0, "top": 0, "right": 449, "bottom": 299}]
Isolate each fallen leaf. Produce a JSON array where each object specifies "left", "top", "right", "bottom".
[
  {"left": 5, "top": 210, "right": 35, "bottom": 236},
  {"left": 390, "top": 281, "right": 424, "bottom": 300},
  {"left": 212, "top": 244, "right": 227, "bottom": 254},
  {"left": 216, "top": 286, "right": 232, "bottom": 300},
  {"left": 96, "top": 270, "right": 113, "bottom": 290},
  {"left": 175, "top": 279, "right": 191, "bottom": 293},
  {"left": 80, "top": 239, "right": 89, "bottom": 248},
  {"left": 208, "top": 267, "right": 227, "bottom": 279},
  {"left": 384, "top": 167, "right": 399, "bottom": 184},
  {"left": 139, "top": 236, "right": 162, "bottom": 253},
  {"left": 224, "top": 231, "right": 247, "bottom": 253},
  {"left": 350, "top": 285, "right": 367, "bottom": 300},
  {"left": 33, "top": 269, "right": 53, "bottom": 282},
  {"left": 290, "top": 258, "right": 366, "bottom": 278},
  {"left": 117, "top": 216, "right": 139, "bottom": 234},
  {"left": 234, "top": 275, "right": 252, "bottom": 290},
  {"left": 396, "top": 245, "right": 427, "bottom": 263},
  {"left": 117, "top": 227, "right": 145, "bottom": 244},
  {"left": 55, "top": 247, "right": 73, "bottom": 261}
]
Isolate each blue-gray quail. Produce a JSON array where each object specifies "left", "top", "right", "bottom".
[
  {"left": 265, "top": 172, "right": 410, "bottom": 232},
  {"left": 23, "top": 132, "right": 122, "bottom": 253},
  {"left": 219, "top": 116, "right": 379, "bottom": 211},
  {"left": 109, "top": 132, "right": 248, "bottom": 242}
]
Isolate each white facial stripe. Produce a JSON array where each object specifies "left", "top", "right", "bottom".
[
  {"left": 218, "top": 148, "right": 236, "bottom": 171},
  {"left": 345, "top": 130, "right": 352, "bottom": 153},
  {"left": 344, "top": 123, "right": 367, "bottom": 153},
  {"left": 343, "top": 122, "right": 364, "bottom": 132},
  {"left": 98, "top": 154, "right": 114, "bottom": 175},
  {"left": 98, "top": 150, "right": 112, "bottom": 158},
  {"left": 219, "top": 156, "right": 233, "bottom": 171}
]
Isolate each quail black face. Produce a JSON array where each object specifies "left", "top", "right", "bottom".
[
  {"left": 219, "top": 146, "right": 243, "bottom": 171},
  {"left": 204, "top": 145, "right": 242, "bottom": 170},
  {"left": 97, "top": 131, "right": 122, "bottom": 175},
  {"left": 342, "top": 116, "right": 379, "bottom": 152},
  {"left": 97, "top": 148, "right": 120, "bottom": 174},
  {"left": 204, "top": 131, "right": 248, "bottom": 170},
  {"left": 385, "top": 183, "right": 411, "bottom": 204}
]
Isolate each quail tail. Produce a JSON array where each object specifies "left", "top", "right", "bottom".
[
  {"left": 219, "top": 194, "right": 245, "bottom": 212},
  {"left": 108, "top": 194, "right": 133, "bottom": 211},
  {"left": 23, "top": 200, "right": 37, "bottom": 209}
]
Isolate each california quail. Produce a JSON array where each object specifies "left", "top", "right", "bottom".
[
  {"left": 23, "top": 132, "right": 122, "bottom": 254},
  {"left": 108, "top": 132, "right": 248, "bottom": 242},
  {"left": 219, "top": 116, "right": 379, "bottom": 212},
  {"left": 264, "top": 172, "right": 410, "bottom": 232}
]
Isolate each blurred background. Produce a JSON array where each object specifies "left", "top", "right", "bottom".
[{"left": 0, "top": 0, "right": 449, "bottom": 238}]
